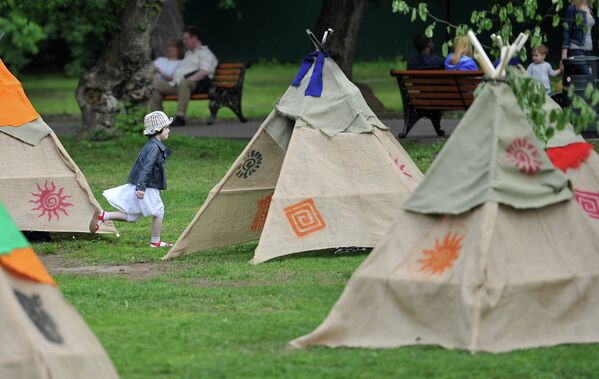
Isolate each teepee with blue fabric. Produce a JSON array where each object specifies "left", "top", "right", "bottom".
[{"left": 164, "top": 32, "right": 422, "bottom": 263}]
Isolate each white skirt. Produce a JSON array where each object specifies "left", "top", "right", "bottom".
[{"left": 103, "top": 184, "right": 164, "bottom": 218}]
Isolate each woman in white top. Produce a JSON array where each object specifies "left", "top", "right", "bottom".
[{"left": 153, "top": 39, "right": 183, "bottom": 82}]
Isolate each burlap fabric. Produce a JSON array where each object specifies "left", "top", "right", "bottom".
[
  {"left": 290, "top": 200, "right": 599, "bottom": 352},
  {"left": 291, "top": 81, "right": 599, "bottom": 353},
  {"left": 0, "top": 203, "right": 119, "bottom": 378},
  {"left": 403, "top": 83, "right": 571, "bottom": 214},
  {"left": 0, "top": 131, "right": 117, "bottom": 234},
  {"left": 0, "top": 60, "right": 117, "bottom": 234},
  {"left": 164, "top": 56, "right": 422, "bottom": 262}
]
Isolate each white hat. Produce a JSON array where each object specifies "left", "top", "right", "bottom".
[{"left": 143, "top": 111, "right": 173, "bottom": 135}]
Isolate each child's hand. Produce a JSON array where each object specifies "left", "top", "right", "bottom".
[{"left": 136, "top": 190, "right": 145, "bottom": 199}]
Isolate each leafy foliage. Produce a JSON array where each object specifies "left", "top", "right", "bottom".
[
  {"left": 0, "top": 0, "right": 126, "bottom": 75},
  {"left": 391, "top": 0, "right": 599, "bottom": 144},
  {"left": 0, "top": 8, "right": 44, "bottom": 73},
  {"left": 114, "top": 101, "right": 148, "bottom": 138}
]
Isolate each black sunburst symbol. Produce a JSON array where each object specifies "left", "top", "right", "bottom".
[{"left": 236, "top": 150, "right": 263, "bottom": 179}]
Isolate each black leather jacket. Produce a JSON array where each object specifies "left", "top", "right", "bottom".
[{"left": 127, "top": 138, "right": 171, "bottom": 191}]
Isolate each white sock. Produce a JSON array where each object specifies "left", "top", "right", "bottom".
[
  {"left": 102, "top": 211, "right": 110, "bottom": 221},
  {"left": 151, "top": 236, "right": 160, "bottom": 244}
]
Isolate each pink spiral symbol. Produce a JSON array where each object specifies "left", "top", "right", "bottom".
[{"left": 30, "top": 180, "right": 74, "bottom": 221}]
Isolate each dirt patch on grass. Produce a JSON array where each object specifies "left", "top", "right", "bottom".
[{"left": 39, "top": 254, "right": 173, "bottom": 281}]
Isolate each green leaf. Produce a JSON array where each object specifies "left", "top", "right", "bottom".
[
  {"left": 425, "top": 23, "right": 435, "bottom": 38},
  {"left": 418, "top": 2, "right": 428, "bottom": 22},
  {"left": 585, "top": 83, "right": 595, "bottom": 99}
]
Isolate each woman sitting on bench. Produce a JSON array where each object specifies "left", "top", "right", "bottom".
[{"left": 445, "top": 35, "right": 478, "bottom": 71}]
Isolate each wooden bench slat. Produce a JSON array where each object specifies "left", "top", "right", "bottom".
[
  {"left": 404, "top": 78, "right": 482, "bottom": 85},
  {"left": 405, "top": 85, "right": 477, "bottom": 92},
  {"left": 391, "top": 69, "right": 484, "bottom": 76},
  {"left": 416, "top": 105, "right": 470, "bottom": 110},
  {"left": 213, "top": 82, "right": 237, "bottom": 89},
  {"left": 407, "top": 92, "right": 474, "bottom": 100},
  {"left": 213, "top": 74, "right": 240, "bottom": 81},
  {"left": 218, "top": 63, "right": 244, "bottom": 69},
  {"left": 215, "top": 69, "right": 242, "bottom": 75},
  {"left": 411, "top": 99, "right": 470, "bottom": 106},
  {"left": 163, "top": 93, "right": 209, "bottom": 101}
]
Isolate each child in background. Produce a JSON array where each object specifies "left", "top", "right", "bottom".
[
  {"left": 527, "top": 44, "right": 561, "bottom": 95},
  {"left": 96, "top": 111, "right": 173, "bottom": 248}
]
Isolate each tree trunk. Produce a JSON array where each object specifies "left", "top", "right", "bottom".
[
  {"left": 75, "top": 0, "right": 163, "bottom": 140},
  {"left": 314, "top": 0, "right": 393, "bottom": 116},
  {"left": 314, "top": 0, "right": 366, "bottom": 81},
  {"left": 151, "top": 0, "right": 184, "bottom": 58}
]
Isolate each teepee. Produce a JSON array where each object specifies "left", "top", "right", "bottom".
[
  {"left": 542, "top": 94, "right": 599, "bottom": 221},
  {"left": 164, "top": 32, "right": 422, "bottom": 263},
  {"left": 0, "top": 202, "right": 119, "bottom": 378},
  {"left": 291, "top": 33, "right": 599, "bottom": 353},
  {"left": 0, "top": 59, "right": 117, "bottom": 234}
]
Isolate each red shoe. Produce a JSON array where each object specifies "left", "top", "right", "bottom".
[
  {"left": 150, "top": 241, "right": 173, "bottom": 248},
  {"left": 94, "top": 211, "right": 106, "bottom": 232}
]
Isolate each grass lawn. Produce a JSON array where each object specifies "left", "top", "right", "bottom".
[
  {"left": 20, "top": 60, "right": 406, "bottom": 122},
  {"left": 29, "top": 134, "right": 599, "bottom": 379}
]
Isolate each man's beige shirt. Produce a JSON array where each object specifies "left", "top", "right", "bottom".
[{"left": 170, "top": 45, "right": 218, "bottom": 86}]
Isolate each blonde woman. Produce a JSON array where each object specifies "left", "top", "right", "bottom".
[
  {"left": 154, "top": 39, "right": 184, "bottom": 83},
  {"left": 444, "top": 35, "right": 478, "bottom": 71}
]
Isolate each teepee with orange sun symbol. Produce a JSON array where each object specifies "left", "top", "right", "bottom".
[
  {"left": 0, "top": 59, "right": 117, "bottom": 235},
  {"left": 290, "top": 34, "right": 599, "bottom": 353}
]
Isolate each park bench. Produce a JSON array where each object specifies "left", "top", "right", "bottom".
[
  {"left": 164, "top": 62, "right": 248, "bottom": 125},
  {"left": 390, "top": 70, "right": 484, "bottom": 138}
]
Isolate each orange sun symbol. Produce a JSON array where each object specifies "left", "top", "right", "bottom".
[
  {"left": 418, "top": 233, "right": 463, "bottom": 275},
  {"left": 30, "top": 180, "right": 74, "bottom": 221}
]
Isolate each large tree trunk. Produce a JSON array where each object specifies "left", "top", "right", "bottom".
[
  {"left": 151, "top": 0, "right": 184, "bottom": 58},
  {"left": 75, "top": 0, "right": 163, "bottom": 139},
  {"left": 314, "top": 0, "right": 366, "bottom": 81},
  {"left": 314, "top": 0, "right": 393, "bottom": 116}
]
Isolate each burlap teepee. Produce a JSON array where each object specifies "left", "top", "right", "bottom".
[
  {"left": 0, "top": 59, "right": 117, "bottom": 234},
  {"left": 0, "top": 202, "right": 119, "bottom": 378},
  {"left": 290, "top": 80, "right": 599, "bottom": 353},
  {"left": 542, "top": 94, "right": 599, "bottom": 221},
  {"left": 164, "top": 51, "right": 422, "bottom": 263}
]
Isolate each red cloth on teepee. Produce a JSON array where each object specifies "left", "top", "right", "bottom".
[{"left": 546, "top": 142, "right": 593, "bottom": 173}]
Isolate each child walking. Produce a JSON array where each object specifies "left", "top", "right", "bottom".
[
  {"left": 527, "top": 44, "right": 561, "bottom": 95},
  {"left": 96, "top": 111, "right": 173, "bottom": 247}
]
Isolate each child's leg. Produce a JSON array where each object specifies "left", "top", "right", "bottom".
[
  {"left": 103, "top": 211, "right": 128, "bottom": 221},
  {"left": 151, "top": 216, "right": 163, "bottom": 238},
  {"left": 101, "top": 211, "right": 140, "bottom": 222},
  {"left": 149, "top": 216, "right": 172, "bottom": 247}
]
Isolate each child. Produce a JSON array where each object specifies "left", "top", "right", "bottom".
[
  {"left": 95, "top": 111, "right": 173, "bottom": 248},
  {"left": 527, "top": 44, "right": 561, "bottom": 95}
]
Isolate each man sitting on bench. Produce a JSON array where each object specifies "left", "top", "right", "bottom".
[
  {"left": 407, "top": 34, "right": 444, "bottom": 70},
  {"left": 150, "top": 25, "right": 218, "bottom": 126}
]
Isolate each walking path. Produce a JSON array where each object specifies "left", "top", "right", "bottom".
[{"left": 50, "top": 117, "right": 461, "bottom": 144}]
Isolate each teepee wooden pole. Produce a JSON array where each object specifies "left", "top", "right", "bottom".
[{"left": 467, "top": 31, "right": 496, "bottom": 78}]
